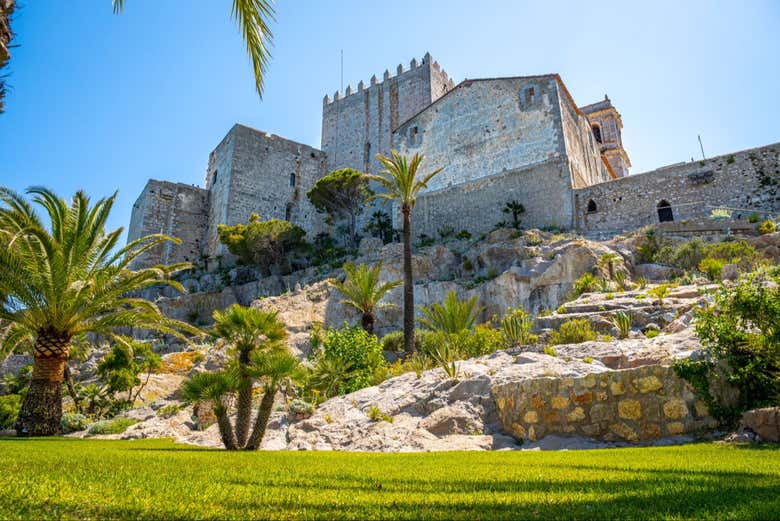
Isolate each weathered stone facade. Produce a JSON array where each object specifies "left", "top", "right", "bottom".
[
  {"left": 494, "top": 365, "right": 716, "bottom": 443},
  {"left": 127, "top": 52, "right": 780, "bottom": 268},
  {"left": 575, "top": 142, "right": 780, "bottom": 232}
]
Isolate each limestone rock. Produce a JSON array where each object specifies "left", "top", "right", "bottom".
[{"left": 740, "top": 407, "right": 780, "bottom": 442}]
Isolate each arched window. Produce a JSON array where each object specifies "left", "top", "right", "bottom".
[
  {"left": 525, "top": 86, "right": 535, "bottom": 105},
  {"left": 289, "top": 173, "right": 296, "bottom": 187},
  {"left": 657, "top": 200, "right": 674, "bottom": 222},
  {"left": 587, "top": 199, "right": 598, "bottom": 213},
  {"left": 592, "top": 125, "right": 602, "bottom": 144}
]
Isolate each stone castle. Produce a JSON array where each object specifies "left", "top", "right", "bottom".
[{"left": 128, "top": 53, "right": 780, "bottom": 269}]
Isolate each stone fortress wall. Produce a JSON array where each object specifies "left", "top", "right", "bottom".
[
  {"left": 574, "top": 142, "right": 780, "bottom": 232},
  {"left": 127, "top": 51, "right": 780, "bottom": 270}
]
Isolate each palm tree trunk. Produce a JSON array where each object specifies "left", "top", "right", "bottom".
[
  {"left": 15, "top": 333, "right": 70, "bottom": 436},
  {"left": 402, "top": 205, "right": 415, "bottom": 355},
  {"left": 215, "top": 405, "right": 238, "bottom": 450},
  {"left": 361, "top": 312, "right": 375, "bottom": 335},
  {"left": 245, "top": 386, "right": 276, "bottom": 450},
  {"left": 234, "top": 385, "right": 253, "bottom": 448}
]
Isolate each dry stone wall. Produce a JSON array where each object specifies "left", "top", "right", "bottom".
[
  {"left": 493, "top": 365, "right": 716, "bottom": 443},
  {"left": 575, "top": 142, "right": 780, "bottom": 232}
]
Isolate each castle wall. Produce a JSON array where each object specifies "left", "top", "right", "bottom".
[
  {"left": 412, "top": 158, "right": 575, "bottom": 237},
  {"left": 205, "top": 124, "right": 326, "bottom": 259},
  {"left": 127, "top": 180, "right": 209, "bottom": 269},
  {"left": 557, "top": 87, "right": 612, "bottom": 188},
  {"left": 321, "top": 55, "right": 453, "bottom": 176},
  {"left": 575, "top": 142, "right": 780, "bottom": 232}
]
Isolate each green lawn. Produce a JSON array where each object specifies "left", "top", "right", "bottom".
[{"left": 0, "top": 439, "right": 778, "bottom": 520}]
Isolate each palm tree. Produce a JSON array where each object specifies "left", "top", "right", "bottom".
[
  {"left": 182, "top": 371, "right": 240, "bottom": 450},
  {"left": 244, "top": 349, "right": 300, "bottom": 450},
  {"left": 210, "top": 304, "right": 287, "bottom": 447},
  {"left": 0, "top": 187, "right": 199, "bottom": 435},
  {"left": 502, "top": 201, "right": 526, "bottom": 229},
  {"left": 112, "top": 0, "right": 274, "bottom": 98},
  {"left": 598, "top": 253, "right": 621, "bottom": 280},
  {"left": 331, "top": 262, "right": 401, "bottom": 334},
  {"left": 418, "top": 291, "right": 482, "bottom": 334},
  {"left": 368, "top": 152, "right": 443, "bottom": 355}
]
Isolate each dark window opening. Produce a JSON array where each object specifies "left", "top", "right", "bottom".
[
  {"left": 525, "top": 86, "right": 536, "bottom": 105},
  {"left": 587, "top": 199, "right": 597, "bottom": 213},
  {"left": 592, "top": 125, "right": 602, "bottom": 144},
  {"left": 289, "top": 173, "right": 296, "bottom": 187},
  {"left": 285, "top": 202, "right": 294, "bottom": 221},
  {"left": 409, "top": 126, "right": 419, "bottom": 145},
  {"left": 657, "top": 200, "right": 674, "bottom": 222}
]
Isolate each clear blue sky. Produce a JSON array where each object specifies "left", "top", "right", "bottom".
[{"left": 1, "top": 1, "right": 778, "bottom": 238}]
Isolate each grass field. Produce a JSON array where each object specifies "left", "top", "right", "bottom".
[{"left": 0, "top": 439, "right": 779, "bottom": 520}]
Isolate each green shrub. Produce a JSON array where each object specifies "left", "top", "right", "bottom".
[
  {"left": 462, "top": 258, "right": 474, "bottom": 271},
  {"left": 572, "top": 272, "right": 598, "bottom": 297},
  {"left": 417, "top": 234, "right": 435, "bottom": 248},
  {"left": 583, "top": 356, "right": 593, "bottom": 364},
  {"left": 699, "top": 257, "right": 726, "bottom": 281},
  {"left": 288, "top": 399, "right": 314, "bottom": 418},
  {"left": 419, "top": 324, "right": 504, "bottom": 360},
  {"left": 556, "top": 305, "right": 567, "bottom": 314},
  {"left": 456, "top": 230, "right": 472, "bottom": 241},
  {"left": 0, "top": 394, "right": 22, "bottom": 430},
  {"left": 501, "top": 308, "right": 538, "bottom": 347},
  {"left": 644, "top": 330, "right": 660, "bottom": 339},
  {"left": 549, "top": 319, "right": 597, "bottom": 345},
  {"left": 156, "top": 404, "right": 182, "bottom": 419},
  {"left": 612, "top": 311, "right": 632, "bottom": 339},
  {"left": 380, "top": 331, "right": 404, "bottom": 352},
  {"left": 217, "top": 213, "right": 308, "bottom": 274},
  {"left": 648, "top": 284, "right": 671, "bottom": 306},
  {"left": 418, "top": 291, "right": 482, "bottom": 334},
  {"left": 543, "top": 346, "right": 557, "bottom": 357},
  {"left": 87, "top": 417, "right": 139, "bottom": 435},
  {"left": 634, "top": 276, "right": 648, "bottom": 290},
  {"left": 748, "top": 212, "right": 761, "bottom": 223},
  {"left": 637, "top": 227, "right": 664, "bottom": 263},
  {"left": 307, "top": 324, "right": 387, "bottom": 397},
  {"left": 678, "top": 269, "right": 780, "bottom": 423},
  {"left": 759, "top": 220, "right": 776, "bottom": 235},
  {"left": 367, "top": 405, "right": 393, "bottom": 423},
  {"left": 60, "top": 412, "right": 89, "bottom": 433},
  {"left": 656, "top": 239, "right": 707, "bottom": 271}
]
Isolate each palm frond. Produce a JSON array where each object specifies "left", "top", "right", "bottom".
[{"left": 231, "top": 0, "right": 275, "bottom": 98}]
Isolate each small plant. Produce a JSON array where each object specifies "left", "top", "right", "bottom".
[
  {"left": 613, "top": 271, "right": 628, "bottom": 291},
  {"left": 501, "top": 307, "right": 538, "bottom": 347},
  {"left": 418, "top": 291, "right": 482, "bottom": 334},
  {"left": 698, "top": 257, "right": 726, "bottom": 281},
  {"left": 758, "top": 220, "right": 776, "bottom": 235},
  {"left": 537, "top": 308, "right": 552, "bottom": 317},
  {"left": 156, "top": 404, "right": 183, "bottom": 419},
  {"left": 456, "top": 230, "right": 472, "bottom": 241},
  {"left": 605, "top": 293, "right": 615, "bottom": 300},
  {"left": 549, "top": 319, "right": 597, "bottom": 345},
  {"left": 367, "top": 405, "right": 393, "bottom": 423},
  {"left": 417, "top": 234, "right": 435, "bottom": 248},
  {"left": 727, "top": 155, "right": 736, "bottom": 164},
  {"left": 556, "top": 305, "right": 567, "bottom": 314},
  {"left": 87, "top": 417, "right": 139, "bottom": 435},
  {"left": 573, "top": 272, "right": 598, "bottom": 296},
  {"left": 543, "top": 346, "right": 557, "bottom": 357},
  {"left": 323, "top": 414, "right": 333, "bottom": 424},
  {"left": 748, "top": 212, "right": 760, "bottom": 223},
  {"left": 583, "top": 356, "right": 593, "bottom": 364},
  {"left": 525, "top": 231, "right": 543, "bottom": 246},
  {"left": 288, "top": 399, "right": 315, "bottom": 418},
  {"left": 502, "top": 200, "right": 526, "bottom": 229},
  {"left": 644, "top": 330, "right": 660, "bottom": 339},
  {"left": 598, "top": 253, "right": 621, "bottom": 280},
  {"left": 462, "top": 258, "right": 474, "bottom": 271},
  {"left": 648, "top": 284, "right": 671, "bottom": 306},
  {"left": 635, "top": 276, "right": 648, "bottom": 290},
  {"left": 429, "top": 341, "right": 460, "bottom": 379},
  {"left": 60, "top": 412, "right": 89, "bottom": 434},
  {"left": 600, "top": 335, "right": 614, "bottom": 342},
  {"left": 437, "top": 226, "right": 455, "bottom": 241},
  {"left": 612, "top": 311, "right": 632, "bottom": 339}
]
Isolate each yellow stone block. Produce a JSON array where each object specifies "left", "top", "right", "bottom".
[
  {"left": 636, "top": 376, "right": 663, "bottom": 393},
  {"left": 523, "top": 411, "right": 539, "bottom": 423},
  {"left": 618, "top": 399, "right": 642, "bottom": 420},
  {"left": 609, "top": 422, "right": 639, "bottom": 442},
  {"left": 567, "top": 407, "right": 586, "bottom": 422},
  {"left": 667, "top": 422, "right": 685, "bottom": 435},
  {"left": 551, "top": 395, "right": 569, "bottom": 409},
  {"left": 610, "top": 381, "right": 625, "bottom": 395},
  {"left": 663, "top": 399, "right": 689, "bottom": 420},
  {"left": 511, "top": 423, "right": 526, "bottom": 438}
]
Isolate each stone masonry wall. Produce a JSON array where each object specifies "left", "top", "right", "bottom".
[
  {"left": 575, "top": 142, "right": 780, "bottom": 232},
  {"left": 558, "top": 86, "right": 612, "bottom": 188},
  {"left": 412, "top": 158, "right": 574, "bottom": 238},
  {"left": 321, "top": 54, "right": 453, "bottom": 176},
  {"left": 204, "top": 124, "right": 327, "bottom": 260},
  {"left": 127, "top": 180, "right": 209, "bottom": 269},
  {"left": 494, "top": 365, "right": 716, "bottom": 443}
]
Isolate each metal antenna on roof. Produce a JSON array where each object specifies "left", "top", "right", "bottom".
[{"left": 698, "top": 134, "right": 706, "bottom": 160}]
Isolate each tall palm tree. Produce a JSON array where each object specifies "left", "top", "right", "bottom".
[
  {"left": 210, "top": 304, "right": 286, "bottom": 447},
  {"left": 112, "top": 0, "right": 274, "bottom": 98},
  {"left": 331, "top": 262, "right": 400, "bottom": 334},
  {"left": 369, "top": 152, "right": 443, "bottom": 355},
  {"left": 0, "top": 187, "right": 200, "bottom": 436}
]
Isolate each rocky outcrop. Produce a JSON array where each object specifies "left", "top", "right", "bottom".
[{"left": 739, "top": 407, "right": 780, "bottom": 442}]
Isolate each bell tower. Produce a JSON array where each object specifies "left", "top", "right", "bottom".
[{"left": 581, "top": 95, "right": 631, "bottom": 178}]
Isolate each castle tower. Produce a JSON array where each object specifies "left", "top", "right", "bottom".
[
  {"left": 581, "top": 95, "right": 631, "bottom": 178},
  {"left": 321, "top": 53, "right": 455, "bottom": 175}
]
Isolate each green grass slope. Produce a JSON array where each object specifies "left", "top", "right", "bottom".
[{"left": 0, "top": 438, "right": 778, "bottom": 520}]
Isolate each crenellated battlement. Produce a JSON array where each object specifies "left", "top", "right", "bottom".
[{"left": 323, "top": 52, "right": 455, "bottom": 105}]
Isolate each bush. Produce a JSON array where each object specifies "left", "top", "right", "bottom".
[
  {"left": 156, "top": 404, "right": 182, "bottom": 419},
  {"left": 748, "top": 212, "right": 761, "bottom": 223},
  {"left": 759, "top": 220, "right": 776, "bottom": 235},
  {"left": 549, "top": 319, "right": 597, "bottom": 345},
  {"left": 87, "top": 417, "right": 139, "bottom": 435},
  {"left": 501, "top": 308, "right": 538, "bottom": 347},
  {"left": 419, "top": 324, "right": 504, "bottom": 360},
  {"left": 367, "top": 405, "right": 393, "bottom": 423},
  {"left": 217, "top": 213, "right": 308, "bottom": 274},
  {"left": 656, "top": 239, "right": 706, "bottom": 271},
  {"left": 418, "top": 291, "right": 482, "bottom": 334},
  {"left": 380, "top": 331, "right": 404, "bottom": 352},
  {"left": 699, "top": 257, "right": 726, "bottom": 281},
  {"left": 677, "top": 269, "right": 780, "bottom": 423},
  {"left": 307, "top": 324, "right": 387, "bottom": 397},
  {"left": 288, "top": 399, "right": 314, "bottom": 418},
  {"left": 456, "top": 230, "right": 472, "bottom": 241},
  {"left": 60, "top": 412, "right": 89, "bottom": 433},
  {"left": 644, "top": 330, "right": 660, "bottom": 339},
  {"left": 0, "top": 394, "right": 21, "bottom": 430},
  {"left": 543, "top": 346, "right": 557, "bottom": 357},
  {"left": 612, "top": 311, "right": 632, "bottom": 339}
]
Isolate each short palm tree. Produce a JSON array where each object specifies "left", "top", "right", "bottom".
[
  {"left": 210, "top": 304, "right": 287, "bottom": 447},
  {"left": 0, "top": 187, "right": 199, "bottom": 435},
  {"left": 418, "top": 291, "right": 482, "bottom": 334},
  {"left": 182, "top": 371, "right": 240, "bottom": 450},
  {"left": 113, "top": 0, "right": 274, "bottom": 97},
  {"left": 368, "top": 152, "right": 443, "bottom": 355},
  {"left": 502, "top": 201, "right": 526, "bottom": 229},
  {"left": 598, "top": 253, "right": 621, "bottom": 280},
  {"left": 331, "top": 262, "right": 401, "bottom": 334}
]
